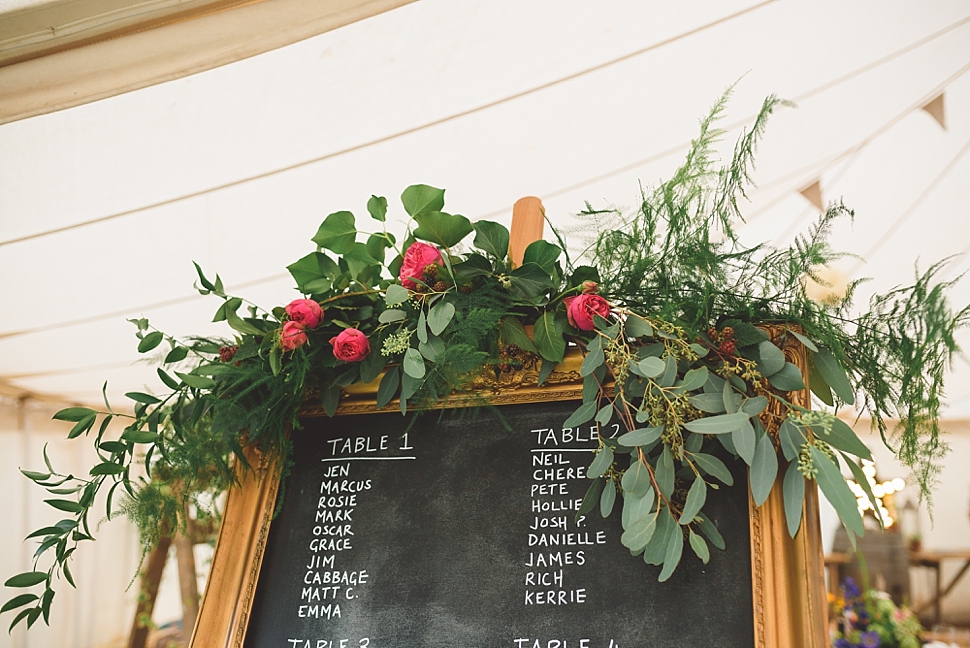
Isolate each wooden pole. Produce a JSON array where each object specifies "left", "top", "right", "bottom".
[
  {"left": 126, "top": 535, "right": 172, "bottom": 648},
  {"left": 508, "top": 196, "right": 545, "bottom": 266},
  {"left": 175, "top": 526, "right": 201, "bottom": 639}
]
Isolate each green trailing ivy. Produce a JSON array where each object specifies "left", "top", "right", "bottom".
[{"left": 5, "top": 89, "right": 968, "bottom": 630}]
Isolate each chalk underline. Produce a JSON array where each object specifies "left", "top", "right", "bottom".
[
  {"left": 321, "top": 456, "right": 416, "bottom": 462},
  {"left": 531, "top": 448, "right": 597, "bottom": 452}
]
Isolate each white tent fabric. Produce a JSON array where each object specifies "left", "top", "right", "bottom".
[{"left": 2, "top": 1, "right": 970, "bottom": 644}]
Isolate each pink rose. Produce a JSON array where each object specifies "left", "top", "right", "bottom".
[
  {"left": 280, "top": 321, "right": 307, "bottom": 352},
  {"left": 399, "top": 242, "right": 443, "bottom": 289},
  {"left": 285, "top": 298, "right": 324, "bottom": 329},
  {"left": 565, "top": 294, "right": 611, "bottom": 331},
  {"left": 329, "top": 328, "right": 370, "bottom": 362}
]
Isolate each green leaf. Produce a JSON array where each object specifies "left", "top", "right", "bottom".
[
  {"left": 427, "top": 301, "right": 455, "bottom": 336},
  {"left": 622, "top": 487, "right": 655, "bottom": 529},
  {"left": 683, "top": 412, "right": 750, "bottom": 435},
  {"left": 624, "top": 315, "right": 653, "bottom": 338},
  {"left": 691, "top": 452, "right": 734, "bottom": 486},
  {"left": 741, "top": 396, "right": 768, "bottom": 417},
  {"left": 413, "top": 211, "right": 473, "bottom": 248},
  {"left": 750, "top": 432, "right": 778, "bottom": 506},
  {"left": 658, "top": 524, "right": 684, "bottom": 582},
  {"left": 808, "top": 357, "right": 835, "bottom": 406},
  {"left": 696, "top": 513, "right": 726, "bottom": 550},
  {"left": 402, "top": 348, "right": 426, "bottom": 379},
  {"left": 384, "top": 284, "right": 409, "bottom": 307},
  {"left": 688, "top": 393, "right": 727, "bottom": 413},
  {"left": 53, "top": 407, "right": 97, "bottom": 423},
  {"left": 99, "top": 441, "right": 127, "bottom": 454},
  {"left": 811, "top": 447, "right": 864, "bottom": 536},
  {"left": 269, "top": 345, "right": 281, "bottom": 377},
  {"left": 360, "top": 348, "right": 385, "bottom": 384},
  {"left": 733, "top": 418, "right": 756, "bottom": 465},
  {"left": 67, "top": 414, "right": 96, "bottom": 439},
  {"left": 580, "top": 342, "right": 604, "bottom": 377},
  {"left": 497, "top": 317, "right": 538, "bottom": 354},
  {"left": 766, "top": 362, "right": 806, "bottom": 392},
  {"left": 367, "top": 195, "right": 388, "bottom": 222},
  {"left": 157, "top": 368, "right": 180, "bottom": 390},
  {"left": 783, "top": 460, "right": 805, "bottom": 538},
  {"left": 756, "top": 340, "right": 785, "bottom": 376},
  {"left": 819, "top": 417, "right": 872, "bottom": 460},
  {"left": 125, "top": 392, "right": 160, "bottom": 405},
  {"left": 287, "top": 251, "right": 339, "bottom": 292},
  {"left": 321, "top": 385, "right": 341, "bottom": 418},
  {"left": 813, "top": 348, "right": 854, "bottom": 405},
  {"left": 576, "top": 478, "right": 604, "bottom": 522},
  {"left": 677, "top": 367, "right": 709, "bottom": 393},
  {"left": 779, "top": 419, "right": 805, "bottom": 462},
  {"left": 175, "top": 372, "right": 216, "bottom": 390},
  {"left": 121, "top": 430, "right": 158, "bottom": 444},
  {"left": 401, "top": 184, "right": 445, "bottom": 216},
  {"left": 659, "top": 354, "right": 677, "bottom": 387},
  {"left": 311, "top": 210, "right": 357, "bottom": 254},
  {"left": 137, "top": 331, "right": 164, "bottom": 353},
  {"left": 842, "top": 452, "right": 884, "bottom": 527},
  {"left": 44, "top": 499, "right": 83, "bottom": 513},
  {"left": 225, "top": 306, "right": 263, "bottom": 336},
  {"left": 587, "top": 447, "right": 614, "bottom": 479},
  {"left": 637, "top": 356, "right": 665, "bottom": 378},
  {"left": 621, "top": 513, "right": 657, "bottom": 552},
  {"left": 522, "top": 240, "right": 561, "bottom": 274},
  {"left": 472, "top": 220, "right": 510, "bottom": 259},
  {"left": 689, "top": 529, "right": 710, "bottom": 564},
  {"left": 600, "top": 479, "right": 616, "bottom": 518},
  {"left": 376, "top": 367, "right": 400, "bottom": 409},
  {"left": 533, "top": 312, "right": 565, "bottom": 363},
  {"left": 508, "top": 262, "right": 554, "bottom": 300},
  {"left": 1, "top": 594, "right": 38, "bottom": 614},
  {"left": 618, "top": 426, "right": 663, "bottom": 447},
  {"left": 787, "top": 329, "right": 818, "bottom": 352},
  {"left": 164, "top": 345, "right": 188, "bottom": 364},
  {"left": 644, "top": 507, "right": 675, "bottom": 565},
  {"left": 594, "top": 404, "right": 613, "bottom": 426},
  {"left": 379, "top": 308, "right": 407, "bottom": 324},
  {"left": 563, "top": 401, "right": 596, "bottom": 428},
  {"left": 621, "top": 459, "right": 652, "bottom": 498},
  {"left": 20, "top": 470, "right": 51, "bottom": 482},
  {"left": 537, "top": 358, "right": 556, "bottom": 387},
  {"left": 89, "top": 462, "right": 125, "bottom": 476},
  {"left": 4, "top": 572, "right": 47, "bottom": 588},
  {"left": 419, "top": 336, "right": 445, "bottom": 362},
  {"left": 656, "top": 445, "right": 674, "bottom": 498},
  {"left": 679, "top": 476, "right": 707, "bottom": 524}
]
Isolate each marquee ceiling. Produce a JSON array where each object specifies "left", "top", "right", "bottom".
[{"left": 2, "top": 0, "right": 969, "bottom": 421}]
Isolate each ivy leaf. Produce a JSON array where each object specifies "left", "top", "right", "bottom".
[
  {"left": 472, "top": 220, "right": 510, "bottom": 259},
  {"left": 766, "top": 362, "right": 806, "bottom": 392},
  {"left": 137, "top": 331, "right": 163, "bottom": 353},
  {"left": 533, "top": 312, "right": 565, "bottom": 363},
  {"left": 367, "top": 195, "right": 388, "bottom": 222},
  {"left": 621, "top": 458, "right": 651, "bottom": 498},
  {"left": 689, "top": 529, "right": 710, "bottom": 564},
  {"left": 311, "top": 211, "right": 357, "bottom": 254},
  {"left": 508, "top": 263, "right": 554, "bottom": 300},
  {"left": 783, "top": 460, "right": 805, "bottom": 538},
  {"left": 427, "top": 301, "right": 455, "bottom": 336},
  {"left": 679, "top": 476, "right": 707, "bottom": 524},
  {"left": 587, "top": 447, "right": 614, "bottom": 479},
  {"left": 522, "top": 240, "right": 561, "bottom": 274},
  {"left": 401, "top": 184, "right": 445, "bottom": 216},
  {"left": 287, "top": 251, "right": 339, "bottom": 292},
  {"left": 497, "top": 317, "right": 538, "bottom": 354},
  {"left": 750, "top": 432, "right": 778, "bottom": 506},
  {"left": 402, "top": 348, "right": 426, "bottom": 379},
  {"left": 691, "top": 452, "right": 734, "bottom": 486},
  {"left": 811, "top": 447, "right": 864, "bottom": 536},
  {"left": 683, "top": 412, "right": 750, "bottom": 435},
  {"left": 413, "top": 211, "right": 473, "bottom": 248},
  {"left": 756, "top": 340, "right": 785, "bottom": 376},
  {"left": 813, "top": 348, "right": 855, "bottom": 405}
]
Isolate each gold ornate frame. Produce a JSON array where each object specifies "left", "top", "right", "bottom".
[{"left": 189, "top": 340, "right": 827, "bottom": 648}]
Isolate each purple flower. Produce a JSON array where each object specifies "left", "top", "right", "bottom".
[
  {"left": 842, "top": 576, "right": 861, "bottom": 599},
  {"left": 834, "top": 639, "right": 855, "bottom": 648},
  {"left": 860, "top": 631, "right": 880, "bottom": 648}
]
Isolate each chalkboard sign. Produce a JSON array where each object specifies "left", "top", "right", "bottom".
[{"left": 242, "top": 401, "right": 754, "bottom": 648}]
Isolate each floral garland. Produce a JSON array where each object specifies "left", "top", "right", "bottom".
[{"left": 4, "top": 95, "right": 966, "bottom": 631}]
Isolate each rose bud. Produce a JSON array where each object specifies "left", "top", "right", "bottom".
[
  {"left": 285, "top": 298, "right": 324, "bottom": 329},
  {"left": 329, "top": 328, "right": 371, "bottom": 362},
  {"left": 581, "top": 280, "right": 599, "bottom": 294},
  {"left": 280, "top": 321, "right": 307, "bottom": 352}
]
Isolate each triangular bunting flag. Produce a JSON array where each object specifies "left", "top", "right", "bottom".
[
  {"left": 799, "top": 180, "right": 824, "bottom": 212},
  {"left": 920, "top": 93, "right": 946, "bottom": 130}
]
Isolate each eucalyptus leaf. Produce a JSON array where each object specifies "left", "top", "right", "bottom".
[
  {"left": 428, "top": 301, "right": 455, "bottom": 336},
  {"left": 376, "top": 367, "right": 400, "bottom": 409},
  {"left": 787, "top": 328, "right": 819, "bottom": 352},
  {"left": 678, "top": 367, "right": 709, "bottom": 393},
  {"left": 679, "top": 476, "right": 707, "bottom": 524},
  {"left": 379, "top": 309, "right": 407, "bottom": 324},
  {"left": 563, "top": 401, "right": 597, "bottom": 428},
  {"left": 813, "top": 348, "right": 855, "bottom": 405},
  {"left": 783, "top": 460, "right": 805, "bottom": 538},
  {"left": 622, "top": 487, "right": 655, "bottom": 530},
  {"left": 403, "top": 348, "right": 426, "bottom": 379},
  {"left": 624, "top": 315, "right": 653, "bottom": 338},
  {"left": 637, "top": 356, "right": 665, "bottom": 378},
  {"left": 576, "top": 478, "right": 604, "bottom": 523},
  {"left": 733, "top": 418, "right": 756, "bottom": 465},
  {"left": 643, "top": 507, "right": 675, "bottom": 565},
  {"left": 587, "top": 447, "right": 614, "bottom": 479},
  {"left": 621, "top": 513, "right": 657, "bottom": 552},
  {"left": 656, "top": 445, "right": 674, "bottom": 499},
  {"left": 779, "top": 418, "right": 805, "bottom": 462},
  {"left": 600, "top": 479, "right": 617, "bottom": 518},
  {"left": 818, "top": 417, "right": 872, "bottom": 460},
  {"left": 595, "top": 404, "right": 613, "bottom": 426},
  {"left": 750, "top": 432, "right": 778, "bottom": 506},
  {"left": 659, "top": 354, "right": 677, "bottom": 387},
  {"left": 809, "top": 357, "right": 835, "bottom": 406},
  {"left": 756, "top": 340, "right": 786, "bottom": 376},
  {"left": 811, "top": 447, "right": 864, "bottom": 536},
  {"left": 843, "top": 452, "right": 885, "bottom": 527},
  {"left": 384, "top": 284, "right": 409, "bottom": 307},
  {"left": 580, "top": 344, "right": 604, "bottom": 377},
  {"left": 690, "top": 452, "right": 734, "bottom": 486},
  {"left": 696, "top": 513, "right": 726, "bottom": 550},
  {"left": 684, "top": 412, "right": 750, "bottom": 435},
  {"left": 618, "top": 426, "right": 663, "bottom": 447},
  {"left": 658, "top": 524, "right": 684, "bottom": 582},
  {"left": 767, "top": 362, "right": 806, "bottom": 392},
  {"left": 621, "top": 459, "right": 652, "bottom": 498},
  {"left": 689, "top": 529, "right": 710, "bottom": 564},
  {"left": 741, "top": 396, "right": 768, "bottom": 416},
  {"left": 688, "top": 393, "right": 727, "bottom": 413}
]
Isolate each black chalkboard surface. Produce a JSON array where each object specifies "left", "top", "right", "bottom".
[{"left": 244, "top": 401, "right": 754, "bottom": 648}]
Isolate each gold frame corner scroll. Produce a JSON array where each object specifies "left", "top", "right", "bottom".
[{"left": 191, "top": 341, "right": 827, "bottom": 648}]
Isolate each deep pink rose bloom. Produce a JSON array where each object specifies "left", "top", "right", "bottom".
[
  {"left": 399, "top": 242, "right": 443, "bottom": 289},
  {"left": 330, "top": 328, "right": 370, "bottom": 362},
  {"left": 280, "top": 321, "right": 307, "bottom": 352},
  {"left": 565, "top": 294, "right": 611, "bottom": 331},
  {"left": 285, "top": 299, "right": 324, "bottom": 329}
]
